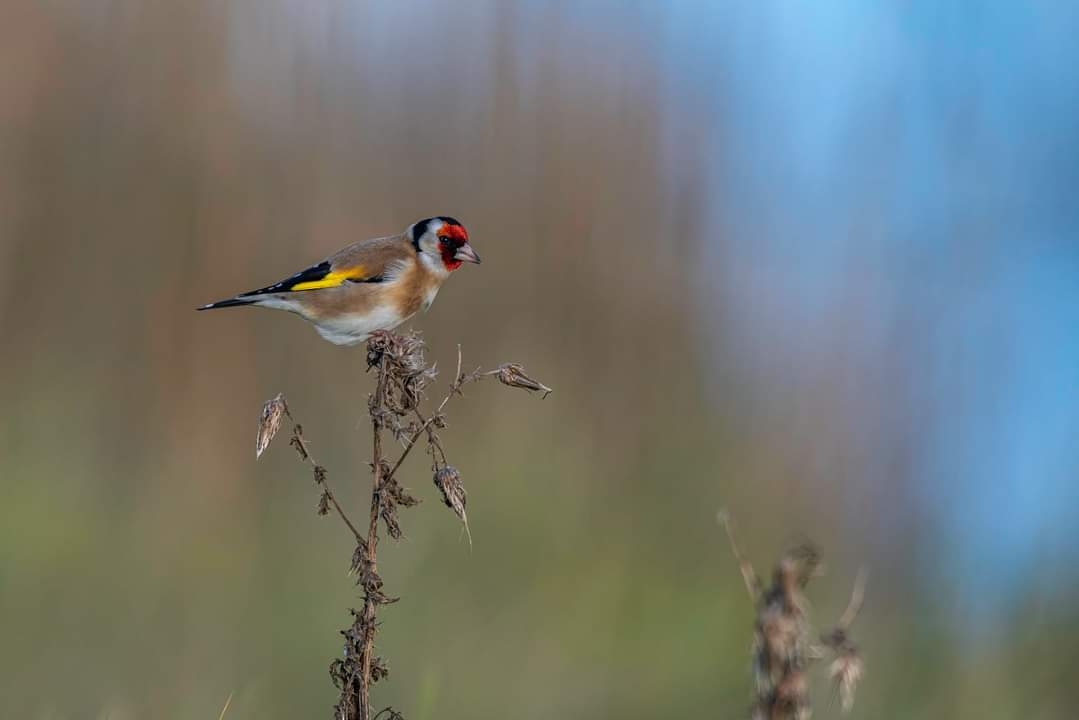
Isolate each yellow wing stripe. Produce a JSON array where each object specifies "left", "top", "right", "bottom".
[{"left": 290, "top": 267, "right": 367, "bottom": 291}]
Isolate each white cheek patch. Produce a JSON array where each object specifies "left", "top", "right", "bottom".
[{"left": 419, "top": 251, "right": 450, "bottom": 280}]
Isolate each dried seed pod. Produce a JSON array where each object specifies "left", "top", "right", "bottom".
[
  {"left": 494, "top": 363, "right": 552, "bottom": 398},
  {"left": 830, "top": 649, "right": 864, "bottom": 713},
  {"left": 433, "top": 466, "right": 467, "bottom": 521},
  {"left": 256, "top": 393, "right": 287, "bottom": 458}
]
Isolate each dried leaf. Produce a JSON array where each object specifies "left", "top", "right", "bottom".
[
  {"left": 256, "top": 393, "right": 287, "bottom": 458},
  {"left": 369, "top": 656, "right": 389, "bottom": 684},
  {"left": 289, "top": 425, "right": 309, "bottom": 461}
]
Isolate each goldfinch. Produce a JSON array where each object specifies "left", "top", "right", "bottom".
[{"left": 198, "top": 217, "right": 480, "bottom": 346}]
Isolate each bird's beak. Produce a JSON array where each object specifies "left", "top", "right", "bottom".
[{"left": 454, "top": 243, "right": 481, "bottom": 264}]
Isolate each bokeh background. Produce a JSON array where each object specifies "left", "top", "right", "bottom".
[{"left": 3, "top": 2, "right": 1078, "bottom": 718}]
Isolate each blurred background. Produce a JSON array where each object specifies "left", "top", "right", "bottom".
[{"left": 2, "top": 1, "right": 1078, "bottom": 718}]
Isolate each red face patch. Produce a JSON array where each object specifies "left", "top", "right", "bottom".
[
  {"left": 440, "top": 224, "right": 469, "bottom": 243},
  {"left": 437, "top": 223, "right": 470, "bottom": 271}
]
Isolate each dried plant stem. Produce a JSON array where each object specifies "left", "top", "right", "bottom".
[
  {"left": 257, "top": 331, "right": 550, "bottom": 720},
  {"left": 358, "top": 356, "right": 389, "bottom": 720}
]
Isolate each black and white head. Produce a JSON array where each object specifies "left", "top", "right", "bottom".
[{"left": 409, "top": 216, "right": 481, "bottom": 277}]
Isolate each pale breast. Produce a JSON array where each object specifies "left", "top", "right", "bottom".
[{"left": 312, "top": 304, "right": 405, "bottom": 346}]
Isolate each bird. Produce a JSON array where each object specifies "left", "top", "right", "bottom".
[{"left": 197, "top": 216, "right": 480, "bottom": 346}]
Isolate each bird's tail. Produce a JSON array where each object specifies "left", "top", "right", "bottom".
[{"left": 197, "top": 296, "right": 259, "bottom": 311}]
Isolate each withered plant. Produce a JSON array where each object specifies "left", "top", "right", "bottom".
[
  {"left": 719, "top": 511, "right": 866, "bottom": 720},
  {"left": 256, "top": 330, "right": 550, "bottom": 720}
]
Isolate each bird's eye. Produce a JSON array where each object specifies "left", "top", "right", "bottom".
[{"left": 438, "top": 236, "right": 450, "bottom": 245}]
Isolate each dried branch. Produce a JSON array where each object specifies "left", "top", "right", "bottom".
[
  {"left": 382, "top": 345, "right": 517, "bottom": 484},
  {"left": 256, "top": 395, "right": 364, "bottom": 542}
]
